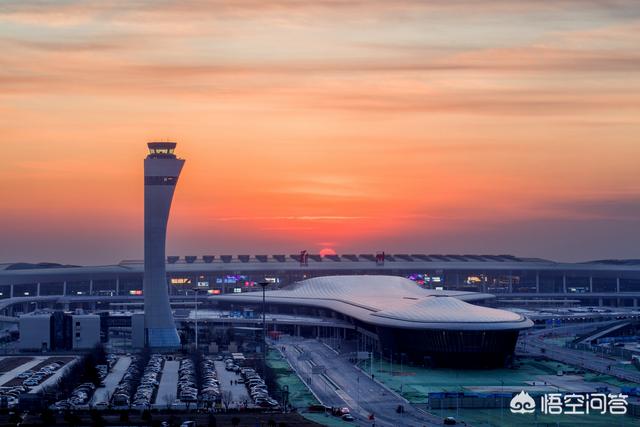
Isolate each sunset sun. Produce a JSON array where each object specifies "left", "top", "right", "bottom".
[{"left": 319, "top": 248, "right": 337, "bottom": 257}]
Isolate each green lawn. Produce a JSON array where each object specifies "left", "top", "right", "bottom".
[
  {"left": 363, "top": 357, "right": 639, "bottom": 426},
  {"left": 301, "top": 413, "right": 357, "bottom": 426},
  {"left": 267, "top": 350, "right": 355, "bottom": 426},
  {"left": 583, "top": 371, "right": 637, "bottom": 388},
  {"left": 360, "top": 357, "right": 577, "bottom": 402},
  {"left": 440, "top": 408, "right": 634, "bottom": 427},
  {"left": 267, "top": 349, "right": 319, "bottom": 409},
  {"left": 544, "top": 335, "right": 576, "bottom": 347}
]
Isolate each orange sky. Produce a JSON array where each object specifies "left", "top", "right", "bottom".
[{"left": 1, "top": 1, "right": 640, "bottom": 263}]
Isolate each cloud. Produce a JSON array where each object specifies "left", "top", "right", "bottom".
[
  {"left": 0, "top": 36, "right": 143, "bottom": 53},
  {"left": 546, "top": 194, "right": 640, "bottom": 221},
  {"left": 213, "top": 215, "right": 371, "bottom": 222}
]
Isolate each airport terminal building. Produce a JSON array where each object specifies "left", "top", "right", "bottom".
[
  {"left": 2, "top": 254, "right": 639, "bottom": 366},
  {"left": 1, "top": 253, "right": 639, "bottom": 308},
  {"left": 213, "top": 275, "right": 533, "bottom": 367}
]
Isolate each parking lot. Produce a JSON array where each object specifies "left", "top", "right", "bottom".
[
  {"left": 0, "top": 356, "right": 76, "bottom": 390},
  {"left": 214, "top": 360, "right": 250, "bottom": 407},
  {"left": 91, "top": 356, "right": 131, "bottom": 406},
  {"left": 0, "top": 358, "right": 41, "bottom": 386},
  {"left": 28, "top": 358, "right": 77, "bottom": 394},
  {"left": 0, "top": 351, "right": 280, "bottom": 413},
  {"left": 0, "top": 356, "right": 78, "bottom": 409}
]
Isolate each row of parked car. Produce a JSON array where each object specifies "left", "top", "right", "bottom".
[
  {"left": 132, "top": 354, "right": 164, "bottom": 408},
  {"left": 112, "top": 354, "right": 145, "bottom": 407},
  {"left": 224, "top": 359, "right": 241, "bottom": 373},
  {"left": 19, "top": 361, "right": 63, "bottom": 387},
  {"left": 0, "top": 385, "right": 27, "bottom": 408},
  {"left": 238, "top": 366, "right": 278, "bottom": 409},
  {"left": 51, "top": 382, "right": 97, "bottom": 410},
  {"left": 96, "top": 354, "right": 119, "bottom": 383},
  {"left": 177, "top": 359, "right": 197, "bottom": 402},
  {"left": 200, "top": 356, "right": 221, "bottom": 404}
]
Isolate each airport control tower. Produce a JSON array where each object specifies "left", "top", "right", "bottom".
[{"left": 143, "top": 142, "right": 184, "bottom": 348}]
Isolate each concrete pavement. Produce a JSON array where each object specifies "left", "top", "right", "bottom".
[
  {"left": 155, "top": 360, "right": 179, "bottom": 408},
  {"left": 214, "top": 360, "right": 251, "bottom": 408}
]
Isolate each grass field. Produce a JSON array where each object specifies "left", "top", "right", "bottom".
[
  {"left": 437, "top": 408, "right": 635, "bottom": 427},
  {"left": 267, "top": 349, "right": 319, "bottom": 409},
  {"left": 361, "top": 356, "right": 638, "bottom": 404},
  {"left": 363, "top": 356, "right": 639, "bottom": 426},
  {"left": 267, "top": 350, "right": 355, "bottom": 426},
  {"left": 360, "top": 357, "right": 577, "bottom": 402},
  {"left": 301, "top": 412, "right": 357, "bottom": 426}
]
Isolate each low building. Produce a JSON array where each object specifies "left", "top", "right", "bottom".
[
  {"left": 70, "top": 314, "right": 101, "bottom": 349},
  {"left": 18, "top": 312, "right": 52, "bottom": 351},
  {"left": 18, "top": 310, "right": 100, "bottom": 351}
]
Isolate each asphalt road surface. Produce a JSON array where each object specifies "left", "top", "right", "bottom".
[{"left": 278, "top": 337, "right": 444, "bottom": 427}]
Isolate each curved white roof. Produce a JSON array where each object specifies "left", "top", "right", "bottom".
[{"left": 215, "top": 275, "right": 533, "bottom": 331}]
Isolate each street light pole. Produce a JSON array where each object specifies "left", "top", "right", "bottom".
[
  {"left": 259, "top": 281, "right": 269, "bottom": 379},
  {"left": 189, "top": 287, "right": 202, "bottom": 350},
  {"left": 400, "top": 353, "right": 404, "bottom": 395}
]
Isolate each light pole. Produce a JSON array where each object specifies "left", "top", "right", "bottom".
[
  {"left": 400, "top": 352, "right": 405, "bottom": 395},
  {"left": 500, "top": 379, "right": 504, "bottom": 424},
  {"left": 193, "top": 288, "right": 199, "bottom": 351},
  {"left": 259, "top": 281, "right": 269, "bottom": 379}
]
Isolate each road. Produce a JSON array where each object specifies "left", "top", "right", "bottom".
[
  {"left": 277, "top": 337, "right": 443, "bottom": 427},
  {"left": 518, "top": 323, "right": 640, "bottom": 384},
  {"left": 91, "top": 356, "right": 131, "bottom": 405}
]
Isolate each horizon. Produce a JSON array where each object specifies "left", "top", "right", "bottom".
[{"left": 2, "top": 1, "right": 640, "bottom": 264}]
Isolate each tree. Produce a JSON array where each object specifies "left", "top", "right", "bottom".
[
  {"left": 163, "top": 393, "right": 176, "bottom": 410},
  {"left": 63, "top": 411, "right": 81, "bottom": 427},
  {"left": 90, "top": 409, "right": 105, "bottom": 427},
  {"left": 8, "top": 412, "right": 22, "bottom": 426},
  {"left": 221, "top": 390, "right": 233, "bottom": 411},
  {"left": 40, "top": 408, "right": 55, "bottom": 425}
]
